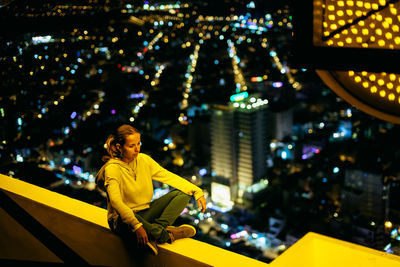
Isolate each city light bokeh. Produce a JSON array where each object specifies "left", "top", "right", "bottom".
[{"left": 1, "top": 0, "right": 400, "bottom": 263}]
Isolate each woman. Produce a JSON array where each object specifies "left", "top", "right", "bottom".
[{"left": 95, "top": 124, "right": 206, "bottom": 255}]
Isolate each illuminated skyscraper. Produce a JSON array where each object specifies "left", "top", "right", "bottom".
[
  {"left": 210, "top": 105, "right": 237, "bottom": 183},
  {"left": 210, "top": 93, "right": 270, "bottom": 204}
]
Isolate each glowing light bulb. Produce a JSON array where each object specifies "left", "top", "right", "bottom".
[{"left": 369, "top": 74, "right": 377, "bottom": 81}]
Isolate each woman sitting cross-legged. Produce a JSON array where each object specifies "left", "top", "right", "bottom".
[{"left": 95, "top": 124, "right": 207, "bottom": 255}]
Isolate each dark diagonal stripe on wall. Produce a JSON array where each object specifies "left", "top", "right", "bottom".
[{"left": 0, "top": 189, "right": 89, "bottom": 265}]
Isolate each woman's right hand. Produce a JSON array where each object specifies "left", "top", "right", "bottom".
[{"left": 134, "top": 225, "right": 148, "bottom": 245}]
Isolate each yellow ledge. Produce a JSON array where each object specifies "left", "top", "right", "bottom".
[
  {"left": 0, "top": 174, "right": 266, "bottom": 266},
  {"left": 270, "top": 231, "right": 400, "bottom": 267},
  {"left": 1, "top": 173, "right": 400, "bottom": 266}
]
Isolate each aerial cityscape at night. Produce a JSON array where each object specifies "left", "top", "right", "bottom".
[{"left": 1, "top": 0, "right": 400, "bottom": 263}]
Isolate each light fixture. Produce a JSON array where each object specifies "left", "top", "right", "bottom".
[{"left": 292, "top": 0, "right": 400, "bottom": 124}]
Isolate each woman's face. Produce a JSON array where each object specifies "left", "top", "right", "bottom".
[{"left": 121, "top": 133, "right": 141, "bottom": 163}]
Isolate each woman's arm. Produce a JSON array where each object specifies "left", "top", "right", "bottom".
[
  {"left": 143, "top": 154, "right": 205, "bottom": 201},
  {"left": 107, "top": 180, "right": 149, "bottom": 244},
  {"left": 106, "top": 178, "right": 142, "bottom": 230}
]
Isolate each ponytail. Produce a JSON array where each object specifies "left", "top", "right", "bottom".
[{"left": 102, "top": 135, "right": 119, "bottom": 162}]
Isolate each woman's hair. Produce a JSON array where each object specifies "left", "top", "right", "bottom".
[{"left": 102, "top": 124, "right": 140, "bottom": 162}]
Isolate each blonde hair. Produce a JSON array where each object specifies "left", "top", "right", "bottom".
[{"left": 102, "top": 124, "right": 140, "bottom": 162}]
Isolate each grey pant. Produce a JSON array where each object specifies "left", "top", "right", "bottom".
[{"left": 112, "top": 190, "right": 191, "bottom": 244}]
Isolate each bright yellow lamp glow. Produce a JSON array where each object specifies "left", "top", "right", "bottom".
[{"left": 385, "top": 221, "right": 393, "bottom": 228}]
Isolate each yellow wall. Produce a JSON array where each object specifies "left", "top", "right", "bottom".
[{"left": 2, "top": 174, "right": 400, "bottom": 266}]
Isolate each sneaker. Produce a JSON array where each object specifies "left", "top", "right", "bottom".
[
  {"left": 166, "top": 224, "right": 196, "bottom": 243},
  {"left": 146, "top": 241, "right": 158, "bottom": 256}
]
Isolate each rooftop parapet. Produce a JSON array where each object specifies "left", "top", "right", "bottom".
[{"left": 1, "top": 173, "right": 400, "bottom": 266}]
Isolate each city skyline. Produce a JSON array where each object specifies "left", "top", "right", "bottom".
[{"left": 1, "top": 0, "right": 400, "bottom": 262}]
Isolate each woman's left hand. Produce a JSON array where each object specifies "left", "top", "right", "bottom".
[{"left": 197, "top": 196, "right": 207, "bottom": 213}]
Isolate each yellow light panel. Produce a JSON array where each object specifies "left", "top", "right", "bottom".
[{"left": 316, "top": 0, "right": 400, "bottom": 50}]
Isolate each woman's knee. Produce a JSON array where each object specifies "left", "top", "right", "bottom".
[
  {"left": 169, "top": 189, "right": 189, "bottom": 199},
  {"left": 176, "top": 190, "right": 191, "bottom": 201}
]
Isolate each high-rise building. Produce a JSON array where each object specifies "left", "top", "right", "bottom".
[
  {"left": 210, "top": 105, "right": 237, "bottom": 184},
  {"left": 210, "top": 93, "right": 270, "bottom": 204},
  {"left": 271, "top": 108, "right": 293, "bottom": 141},
  {"left": 337, "top": 169, "right": 389, "bottom": 249},
  {"left": 341, "top": 169, "right": 388, "bottom": 223}
]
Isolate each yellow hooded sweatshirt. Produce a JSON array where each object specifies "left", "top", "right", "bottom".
[{"left": 96, "top": 153, "right": 203, "bottom": 230}]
